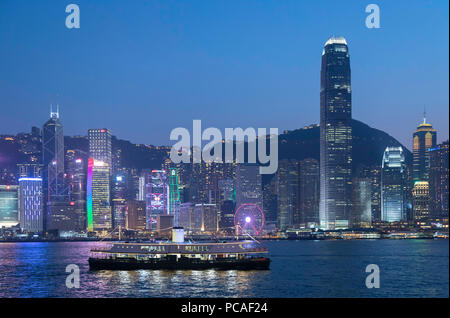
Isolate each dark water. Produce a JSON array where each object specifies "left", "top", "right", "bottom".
[{"left": 0, "top": 240, "right": 448, "bottom": 298}]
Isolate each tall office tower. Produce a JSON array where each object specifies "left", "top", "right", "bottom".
[
  {"left": 277, "top": 160, "right": 300, "bottom": 230},
  {"left": 412, "top": 181, "right": 430, "bottom": 227},
  {"left": 146, "top": 170, "right": 167, "bottom": 230},
  {"left": 219, "top": 200, "right": 236, "bottom": 233},
  {"left": 0, "top": 185, "right": 19, "bottom": 228},
  {"left": 18, "top": 177, "right": 43, "bottom": 232},
  {"left": 179, "top": 202, "right": 194, "bottom": 231},
  {"left": 319, "top": 37, "right": 353, "bottom": 230},
  {"left": 168, "top": 168, "right": 181, "bottom": 226},
  {"left": 351, "top": 178, "right": 372, "bottom": 228},
  {"left": 42, "top": 106, "right": 67, "bottom": 227},
  {"left": 236, "top": 163, "right": 263, "bottom": 209},
  {"left": 193, "top": 203, "right": 218, "bottom": 233},
  {"left": 263, "top": 177, "right": 278, "bottom": 223},
  {"left": 126, "top": 200, "right": 146, "bottom": 230},
  {"left": 413, "top": 114, "right": 437, "bottom": 182},
  {"left": 381, "top": 147, "right": 407, "bottom": 222},
  {"left": 111, "top": 172, "right": 127, "bottom": 228},
  {"left": 429, "top": 141, "right": 449, "bottom": 220},
  {"left": 67, "top": 157, "right": 86, "bottom": 231},
  {"left": 218, "top": 178, "right": 235, "bottom": 203},
  {"left": 88, "top": 129, "right": 112, "bottom": 169},
  {"left": 299, "top": 158, "right": 320, "bottom": 228},
  {"left": 86, "top": 159, "right": 111, "bottom": 231},
  {"left": 355, "top": 165, "right": 382, "bottom": 222}
]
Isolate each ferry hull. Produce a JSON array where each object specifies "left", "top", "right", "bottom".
[{"left": 89, "top": 257, "right": 270, "bottom": 271}]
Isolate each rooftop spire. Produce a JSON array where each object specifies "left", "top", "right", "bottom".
[
  {"left": 50, "top": 104, "right": 60, "bottom": 119},
  {"left": 423, "top": 106, "right": 426, "bottom": 124}
]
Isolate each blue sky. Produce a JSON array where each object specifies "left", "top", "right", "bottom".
[{"left": 0, "top": 0, "right": 448, "bottom": 148}]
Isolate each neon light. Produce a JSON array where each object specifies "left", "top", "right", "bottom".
[
  {"left": 18, "top": 177, "right": 43, "bottom": 182},
  {"left": 86, "top": 158, "right": 94, "bottom": 231}
]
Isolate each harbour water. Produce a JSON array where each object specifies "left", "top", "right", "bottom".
[{"left": 0, "top": 240, "right": 448, "bottom": 298}]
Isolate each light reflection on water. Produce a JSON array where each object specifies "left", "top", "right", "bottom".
[{"left": 0, "top": 240, "right": 447, "bottom": 297}]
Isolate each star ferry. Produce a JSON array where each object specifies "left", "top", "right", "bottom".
[{"left": 88, "top": 227, "right": 270, "bottom": 270}]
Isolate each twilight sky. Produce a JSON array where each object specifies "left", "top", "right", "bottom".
[{"left": 0, "top": 0, "right": 448, "bottom": 149}]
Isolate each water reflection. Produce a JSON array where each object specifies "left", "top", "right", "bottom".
[{"left": 0, "top": 241, "right": 448, "bottom": 297}]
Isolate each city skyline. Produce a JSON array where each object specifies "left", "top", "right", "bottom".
[{"left": 0, "top": 0, "right": 448, "bottom": 148}]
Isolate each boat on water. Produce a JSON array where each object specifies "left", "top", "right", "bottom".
[{"left": 88, "top": 227, "right": 270, "bottom": 270}]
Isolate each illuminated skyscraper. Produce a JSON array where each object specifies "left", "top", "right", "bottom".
[
  {"left": 168, "top": 168, "right": 181, "bottom": 226},
  {"left": 42, "top": 106, "right": 68, "bottom": 229},
  {"left": 381, "top": 147, "right": 407, "bottom": 222},
  {"left": 146, "top": 170, "right": 167, "bottom": 230},
  {"left": 413, "top": 114, "right": 437, "bottom": 182},
  {"left": 67, "top": 157, "right": 86, "bottom": 231},
  {"left": 429, "top": 141, "right": 449, "bottom": 220},
  {"left": 126, "top": 200, "right": 146, "bottom": 230},
  {"left": 299, "top": 158, "right": 320, "bottom": 228},
  {"left": 412, "top": 181, "right": 430, "bottom": 227},
  {"left": 87, "top": 159, "right": 111, "bottom": 231},
  {"left": 351, "top": 178, "right": 372, "bottom": 228},
  {"left": 0, "top": 185, "right": 19, "bottom": 228},
  {"left": 319, "top": 37, "right": 352, "bottom": 230},
  {"left": 19, "top": 177, "right": 43, "bottom": 232},
  {"left": 236, "top": 164, "right": 262, "bottom": 210},
  {"left": 277, "top": 159, "right": 299, "bottom": 230},
  {"left": 88, "top": 129, "right": 112, "bottom": 170}
]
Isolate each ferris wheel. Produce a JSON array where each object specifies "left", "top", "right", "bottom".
[{"left": 234, "top": 203, "right": 265, "bottom": 235}]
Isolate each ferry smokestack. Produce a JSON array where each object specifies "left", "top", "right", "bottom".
[{"left": 172, "top": 227, "right": 184, "bottom": 243}]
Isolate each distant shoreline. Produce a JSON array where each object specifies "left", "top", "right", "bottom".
[{"left": 0, "top": 237, "right": 447, "bottom": 243}]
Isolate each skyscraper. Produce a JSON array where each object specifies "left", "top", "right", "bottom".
[
  {"left": 67, "top": 157, "right": 87, "bottom": 231},
  {"left": 413, "top": 114, "right": 437, "bottom": 182},
  {"left": 19, "top": 177, "right": 43, "bottom": 232},
  {"left": 88, "top": 129, "right": 112, "bottom": 170},
  {"left": 351, "top": 178, "right": 372, "bottom": 228},
  {"left": 319, "top": 37, "right": 352, "bottom": 230},
  {"left": 168, "top": 168, "right": 181, "bottom": 226},
  {"left": 429, "top": 141, "right": 449, "bottom": 221},
  {"left": 111, "top": 172, "right": 128, "bottom": 229},
  {"left": 0, "top": 185, "right": 19, "bottom": 228},
  {"left": 381, "top": 147, "right": 407, "bottom": 222},
  {"left": 235, "top": 164, "right": 263, "bottom": 210},
  {"left": 146, "top": 170, "right": 167, "bottom": 230},
  {"left": 87, "top": 159, "right": 111, "bottom": 231},
  {"left": 42, "top": 106, "right": 67, "bottom": 229},
  {"left": 277, "top": 159, "right": 299, "bottom": 230},
  {"left": 126, "top": 200, "right": 146, "bottom": 230},
  {"left": 299, "top": 158, "right": 320, "bottom": 228},
  {"left": 412, "top": 181, "right": 430, "bottom": 227}
]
